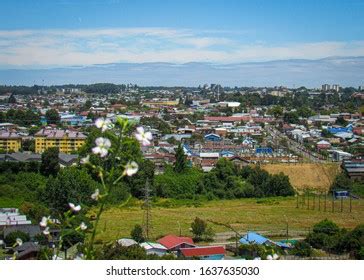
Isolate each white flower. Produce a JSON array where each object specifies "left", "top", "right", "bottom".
[
  {"left": 15, "top": 238, "right": 23, "bottom": 246},
  {"left": 80, "top": 155, "right": 90, "bottom": 165},
  {"left": 68, "top": 202, "right": 81, "bottom": 212},
  {"left": 43, "top": 227, "right": 50, "bottom": 235},
  {"left": 253, "top": 257, "right": 261, "bottom": 260},
  {"left": 95, "top": 118, "right": 113, "bottom": 132},
  {"left": 123, "top": 161, "right": 139, "bottom": 176},
  {"left": 266, "top": 254, "right": 273, "bottom": 260},
  {"left": 135, "top": 127, "right": 153, "bottom": 146},
  {"left": 39, "top": 216, "right": 49, "bottom": 227},
  {"left": 80, "top": 222, "right": 88, "bottom": 231},
  {"left": 273, "top": 253, "right": 279, "bottom": 260},
  {"left": 92, "top": 137, "right": 111, "bottom": 157},
  {"left": 91, "top": 188, "right": 100, "bottom": 201}
]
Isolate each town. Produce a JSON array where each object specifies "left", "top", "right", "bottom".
[{"left": 0, "top": 82, "right": 363, "bottom": 260}]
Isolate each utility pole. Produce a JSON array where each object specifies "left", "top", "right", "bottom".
[
  {"left": 350, "top": 193, "right": 352, "bottom": 213},
  {"left": 284, "top": 215, "right": 289, "bottom": 242},
  {"left": 142, "top": 180, "right": 152, "bottom": 240}
]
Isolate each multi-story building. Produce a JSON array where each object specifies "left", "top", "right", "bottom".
[
  {"left": 0, "top": 131, "right": 22, "bottom": 152},
  {"left": 332, "top": 84, "right": 340, "bottom": 92},
  {"left": 321, "top": 84, "right": 331, "bottom": 91},
  {"left": 34, "top": 129, "right": 86, "bottom": 154}
]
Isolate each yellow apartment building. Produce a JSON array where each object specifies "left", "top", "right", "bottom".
[
  {"left": 0, "top": 131, "right": 22, "bottom": 152},
  {"left": 34, "top": 129, "right": 86, "bottom": 154}
]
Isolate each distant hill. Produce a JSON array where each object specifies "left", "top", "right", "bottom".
[{"left": 1, "top": 56, "right": 364, "bottom": 87}]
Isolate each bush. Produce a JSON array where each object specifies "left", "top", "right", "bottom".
[
  {"left": 191, "top": 217, "right": 214, "bottom": 242},
  {"left": 154, "top": 167, "right": 203, "bottom": 199},
  {"left": 4, "top": 231, "right": 30, "bottom": 246},
  {"left": 20, "top": 202, "right": 50, "bottom": 223},
  {"left": 130, "top": 224, "right": 145, "bottom": 243},
  {"left": 313, "top": 219, "right": 340, "bottom": 235},
  {"left": 291, "top": 241, "right": 313, "bottom": 257},
  {"left": 42, "top": 167, "right": 100, "bottom": 213}
]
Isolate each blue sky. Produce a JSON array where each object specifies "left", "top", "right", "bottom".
[{"left": 0, "top": 0, "right": 364, "bottom": 68}]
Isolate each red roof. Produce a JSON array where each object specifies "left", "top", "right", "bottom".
[
  {"left": 180, "top": 246, "right": 226, "bottom": 257},
  {"left": 157, "top": 235, "right": 194, "bottom": 250},
  {"left": 205, "top": 116, "right": 250, "bottom": 122}
]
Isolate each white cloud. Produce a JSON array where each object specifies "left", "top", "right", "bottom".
[{"left": 0, "top": 28, "right": 364, "bottom": 67}]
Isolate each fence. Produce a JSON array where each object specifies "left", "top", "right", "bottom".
[{"left": 295, "top": 192, "right": 354, "bottom": 213}]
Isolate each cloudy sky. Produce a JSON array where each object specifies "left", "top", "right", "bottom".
[{"left": 0, "top": 0, "right": 363, "bottom": 86}]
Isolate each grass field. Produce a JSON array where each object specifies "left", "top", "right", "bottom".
[
  {"left": 262, "top": 163, "right": 340, "bottom": 192},
  {"left": 95, "top": 197, "right": 364, "bottom": 242}
]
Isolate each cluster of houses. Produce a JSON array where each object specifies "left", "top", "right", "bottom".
[
  {"left": 282, "top": 113, "right": 363, "bottom": 161},
  {"left": 119, "top": 235, "right": 226, "bottom": 260},
  {"left": 0, "top": 85, "right": 362, "bottom": 170}
]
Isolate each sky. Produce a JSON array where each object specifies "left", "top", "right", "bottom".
[
  {"left": 0, "top": 0, "right": 364, "bottom": 86},
  {"left": 0, "top": 0, "right": 364, "bottom": 84}
]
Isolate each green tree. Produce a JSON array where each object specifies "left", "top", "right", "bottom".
[
  {"left": 45, "top": 109, "right": 60, "bottom": 125},
  {"left": 40, "top": 147, "right": 60, "bottom": 176},
  {"left": 8, "top": 93, "right": 17, "bottom": 104},
  {"left": 268, "top": 105, "right": 283, "bottom": 118},
  {"left": 174, "top": 144, "right": 188, "bottom": 173},
  {"left": 335, "top": 116, "right": 348, "bottom": 126},
  {"left": 130, "top": 224, "right": 145, "bottom": 243},
  {"left": 283, "top": 111, "right": 300, "bottom": 124},
  {"left": 42, "top": 167, "right": 100, "bottom": 213},
  {"left": 291, "top": 241, "right": 313, "bottom": 257},
  {"left": 191, "top": 217, "right": 214, "bottom": 242}
]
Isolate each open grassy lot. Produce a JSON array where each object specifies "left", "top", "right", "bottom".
[
  {"left": 262, "top": 163, "right": 340, "bottom": 192},
  {"left": 95, "top": 197, "right": 364, "bottom": 242}
]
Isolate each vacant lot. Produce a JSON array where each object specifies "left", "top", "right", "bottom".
[
  {"left": 95, "top": 197, "right": 364, "bottom": 242},
  {"left": 262, "top": 163, "right": 340, "bottom": 192}
]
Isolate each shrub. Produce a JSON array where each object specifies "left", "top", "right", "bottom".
[
  {"left": 313, "top": 219, "right": 340, "bottom": 235},
  {"left": 291, "top": 241, "right": 313, "bottom": 257},
  {"left": 191, "top": 217, "right": 214, "bottom": 242},
  {"left": 4, "top": 231, "right": 30, "bottom": 246},
  {"left": 130, "top": 224, "right": 145, "bottom": 243}
]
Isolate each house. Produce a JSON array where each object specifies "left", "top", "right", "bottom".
[
  {"left": 331, "top": 150, "right": 352, "bottom": 161},
  {"left": 204, "top": 133, "right": 221, "bottom": 142},
  {"left": 180, "top": 246, "right": 226, "bottom": 260},
  {"left": 239, "top": 232, "right": 275, "bottom": 246},
  {"left": 0, "top": 152, "right": 78, "bottom": 167},
  {"left": 140, "top": 242, "right": 167, "bottom": 256},
  {"left": 220, "top": 150, "right": 235, "bottom": 158},
  {"left": 117, "top": 238, "right": 138, "bottom": 247},
  {"left": 316, "top": 140, "right": 331, "bottom": 150},
  {"left": 239, "top": 232, "right": 291, "bottom": 249},
  {"left": 13, "top": 242, "right": 40, "bottom": 260},
  {"left": 3, "top": 225, "right": 41, "bottom": 239},
  {"left": 255, "top": 147, "right": 273, "bottom": 155},
  {"left": 342, "top": 159, "right": 364, "bottom": 180},
  {"left": 157, "top": 235, "right": 195, "bottom": 252},
  {"left": 229, "top": 156, "right": 250, "bottom": 169}
]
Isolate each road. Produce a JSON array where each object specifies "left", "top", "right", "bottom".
[{"left": 266, "top": 125, "right": 327, "bottom": 163}]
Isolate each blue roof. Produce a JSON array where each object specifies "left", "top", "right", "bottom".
[
  {"left": 220, "top": 150, "right": 235, "bottom": 156},
  {"left": 256, "top": 147, "right": 273, "bottom": 154},
  {"left": 204, "top": 133, "right": 221, "bottom": 141},
  {"left": 239, "top": 232, "right": 269, "bottom": 245},
  {"left": 275, "top": 241, "right": 292, "bottom": 249},
  {"left": 328, "top": 124, "right": 352, "bottom": 134}
]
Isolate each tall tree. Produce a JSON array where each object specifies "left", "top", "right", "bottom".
[
  {"left": 45, "top": 109, "right": 60, "bottom": 125},
  {"left": 40, "top": 147, "right": 60, "bottom": 176},
  {"left": 43, "top": 167, "right": 99, "bottom": 213},
  {"left": 174, "top": 144, "right": 188, "bottom": 173}
]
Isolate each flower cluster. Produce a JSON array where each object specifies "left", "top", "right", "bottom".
[{"left": 43, "top": 117, "right": 152, "bottom": 260}]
